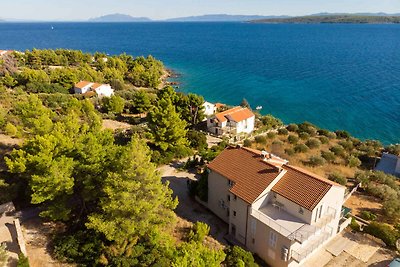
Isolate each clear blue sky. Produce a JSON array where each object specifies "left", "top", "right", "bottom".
[{"left": 1, "top": 0, "right": 399, "bottom": 20}]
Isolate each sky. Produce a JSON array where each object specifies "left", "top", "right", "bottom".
[{"left": 1, "top": 0, "right": 399, "bottom": 21}]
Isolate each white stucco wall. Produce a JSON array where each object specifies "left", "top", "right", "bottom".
[
  {"left": 95, "top": 85, "right": 114, "bottom": 97},
  {"left": 207, "top": 170, "right": 231, "bottom": 223}
]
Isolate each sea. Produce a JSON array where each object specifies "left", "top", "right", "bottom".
[{"left": 0, "top": 22, "right": 399, "bottom": 144}]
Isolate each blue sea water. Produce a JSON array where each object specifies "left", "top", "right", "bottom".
[{"left": 0, "top": 22, "right": 399, "bottom": 144}]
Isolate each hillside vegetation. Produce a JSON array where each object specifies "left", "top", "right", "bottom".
[{"left": 252, "top": 15, "right": 400, "bottom": 24}]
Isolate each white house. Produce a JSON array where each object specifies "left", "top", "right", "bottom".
[
  {"left": 74, "top": 81, "right": 114, "bottom": 97},
  {"left": 205, "top": 146, "right": 347, "bottom": 267},
  {"left": 207, "top": 106, "right": 255, "bottom": 136},
  {"left": 203, "top": 101, "right": 217, "bottom": 117}
]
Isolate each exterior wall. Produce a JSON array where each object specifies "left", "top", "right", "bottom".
[
  {"left": 74, "top": 85, "right": 92, "bottom": 94},
  {"left": 229, "top": 195, "right": 249, "bottom": 244},
  {"left": 396, "top": 159, "right": 400, "bottom": 175},
  {"left": 235, "top": 116, "right": 255, "bottom": 134},
  {"left": 203, "top": 102, "right": 216, "bottom": 116},
  {"left": 95, "top": 85, "right": 114, "bottom": 97},
  {"left": 272, "top": 193, "right": 312, "bottom": 224},
  {"left": 246, "top": 217, "right": 294, "bottom": 267},
  {"left": 207, "top": 170, "right": 231, "bottom": 223}
]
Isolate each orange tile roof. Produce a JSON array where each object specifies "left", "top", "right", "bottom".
[
  {"left": 208, "top": 146, "right": 281, "bottom": 203},
  {"left": 215, "top": 103, "right": 225, "bottom": 109},
  {"left": 208, "top": 147, "right": 337, "bottom": 210},
  {"left": 91, "top": 83, "right": 103, "bottom": 89},
  {"left": 214, "top": 107, "right": 254, "bottom": 123},
  {"left": 75, "top": 81, "right": 92, "bottom": 89}
]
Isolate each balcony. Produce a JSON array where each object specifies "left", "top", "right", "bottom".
[{"left": 250, "top": 205, "right": 336, "bottom": 244}]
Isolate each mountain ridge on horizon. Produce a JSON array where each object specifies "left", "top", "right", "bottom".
[{"left": 1, "top": 12, "right": 400, "bottom": 22}]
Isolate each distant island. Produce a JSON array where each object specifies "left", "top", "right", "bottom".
[
  {"left": 252, "top": 15, "right": 400, "bottom": 24},
  {"left": 89, "top": 13, "right": 151, "bottom": 22},
  {"left": 165, "top": 14, "right": 290, "bottom": 22}
]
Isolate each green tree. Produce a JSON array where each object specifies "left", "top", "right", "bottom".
[
  {"left": 0, "top": 73, "right": 17, "bottom": 87},
  {"left": 0, "top": 243, "right": 7, "bottom": 266},
  {"left": 102, "top": 95, "right": 125, "bottom": 114},
  {"left": 225, "top": 246, "right": 258, "bottom": 267},
  {"left": 147, "top": 97, "right": 188, "bottom": 152},
  {"left": 86, "top": 137, "right": 177, "bottom": 245}
]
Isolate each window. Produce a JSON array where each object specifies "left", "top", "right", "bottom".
[
  {"left": 234, "top": 195, "right": 237, "bottom": 200},
  {"left": 228, "top": 180, "right": 234, "bottom": 187},
  {"left": 233, "top": 211, "right": 237, "bottom": 217},
  {"left": 269, "top": 231, "right": 277, "bottom": 248},
  {"left": 227, "top": 208, "right": 230, "bottom": 217},
  {"left": 299, "top": 207, "right": 304, "bottom": 215},
  {"left": 227, "top": 195, "right": 230, "bottom": 202}
]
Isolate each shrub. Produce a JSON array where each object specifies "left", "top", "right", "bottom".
[
  {"left": 319, "top": 136, "right": 329, "bottom": 144},
  {"left": 367, "top": 184, "right": 398, "bottom": 201},
  {"left": 243, "top": 139, "right": 252, "bottom": 147},
  {"left": 260, "top": 115, "right": 283, "bottom": 129},
  {"left": 188, "top": 221, "right": 210, "bottom": 243},
  {"left": 272, "top": 140, "right": 283, "bottom": 146},
  {"left": 321, "top": 151, "right": 336, "bottom": 163},
  {"left": 278, "top": 128, "right": 288, "bottom": 135},
  {"left": 224, "top": 246, "right": 258, "bottom": 267},
  {"left": 347, "top": 156, "right": 361, "bottom": 168},
  {"left": 360, "top": 211, "right": 377, "bottom": 221},
  {"left": 286, "top": 124, "right": 298, "bottom": 132},
  {"left": 335, "top": 130, "right": 351, "bottom": 139},
  {"left": 350, "top": 217, "right": 360, "bottom": 231},
  {"left": 287, "top": 134, "right": 299, "bottom": 144},
  {"left": 383, "top": 198, "right": 400, "bottom": 220},
  {"left": 330, "top": 145, "right": 345, "bottom": 157},
  {"left": 297, "top": 122, "right": 318, "bottom": 136},
  {"left": 306, "top": 138, "right": 321, "bottom": 149},
  {"left": 255, "top": 135, "right": 267, "bottom": 144},
  {"left": 17, "top": 253, "right": 29, "bottom": 267},
  {"left": 364, "top": 222, "right": 399, "bottom": 247},
  {"left": 328, "top": 172, "right": 347, "bottom": 185},
  {"left": 285, "top": 148, "right": 295, "bottom": 156},
  {"left": 384, "top": 144, "right": 400, "bottom": 156},
  {"left": 5, "top": 122, "right": 18, "bottom": 137},
  {"left": 267, "top": 132, "right": 276, "bottom": 139},
  {"left": 0, "top": 244, "right": 7, "bottom": 267},
  {"left": 187, "top": 130, "right": 207, "bottom": 151},
  {"left": 339, "top": 140, "right": 354, "bottom": 151},
  {"left": 294, "top": 144, "right": 309, "bottom": 153},
  {"left": 307, "top": 155, "right": 326, "bottom": 167},
  {"left": 327, "top": 132, "right": 337, "bottom": 139},
  {"left": 298, "top": 132, "right": 310, "bottom": 140},
  {"left": 317, "top": 129, "right": 330, "bottom": 137}
]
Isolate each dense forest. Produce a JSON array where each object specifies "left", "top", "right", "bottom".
[
  {"left": 251, "top": 15, "right": 400, "bottom": 24},
  {"left": 0, "top": 49, "right": 259, "bottom": 266}
]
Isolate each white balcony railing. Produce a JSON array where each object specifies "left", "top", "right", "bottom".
[{"left": 250, "top": 208, "right": 294, "bottom": 238}]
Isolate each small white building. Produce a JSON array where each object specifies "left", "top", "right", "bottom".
[
  {"left": 207, "top": 106, "right": 255, "bottom": 136},
  {"left": 74, "top": 81, "right": 114, "bottom": 97},
  {"left": 203, "top": 101, "right": 217, "bottom": 116}
]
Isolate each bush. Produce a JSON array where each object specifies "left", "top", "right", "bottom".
[
  {"left": 306, "top": 138, "right": 321, "bottom": 149},
  {"left": 286, "top": 124, "right": 299, "bottom": 132},
  {"left": 297, "top": 122, "right": 318, "bottom": 135},
  {"left": 328, "top": 172, "right": 347, "bottom": 185},
  {"left": 347, "top": 156, "right": 361, "bottom": 168},
  {"left": 383, "top": 198, "right": 400, "bottom": 220},
  {"left": 327, "top": 132, "right": 337, "bottom": 139},
  {"left": 255, "top": 135, "right": 267, "bottom": 144},
  {"left": 188, "top": 221, "right": 210, "bottom": 243},
  {"left": 278, "top": 128, "right": 288, "bottom": 135},
  {"left": 294, "top": 144, "right": 309, "bottom": 153},
  {"left": 17, "top": 253, "right": 30, "bottom": 267},
  {"left": 187, "top": 130, "right": 207, "bottom": 151},
  {"left": 5, "top": 122, "right": 18, "bottom": 137},
  {"left": 321, "top": 151, "right": 336, "bottom": 163},
  {"left": 272, "top": 140, "right": 283, "bottom": 146},
  {"left": 243, "top": 139, "right": 252, "bottom": 147},
  {"left": 317, "top": 129, "right": 330, "bottom": 137},
  {"left": 260, "top": 114, "right": 283, "bottom": 129},
  {"left": 287, "top": 134, "right": 299, "bottom": 144},
  {"left": 298, "top": 132, "right": 310, "bottom": 140},
  {"left": 330, "top": 145, "right": 346, "bottom": 157},
  {"left": 267, "top": 132, "right": 276, "bottom": 139},
  {"left": 367, "top": 184, "right": 398, "bottom": 201},
  {"left": 0, "top": 244, "right": 7, "bottom": 267},
  {"left": 364, "top": 222, "right": 399, "bottom": 247},
  {"left": 285, "top": 148, "right": 295, "bottom": 156},
  {"left": 224, "top": 246, "right": 258, "bottom": 267},
  {"left": 339, "top": 140, "right": 354, "bottom": 151},
  {"left": 307, "top": 156, "right": 326, "bottom": 167},
  {"left": 319, "top": 136, "right": 329, "bottom": 144},
  {"left": 360, "top": 211, "right": 377, "bottom": 221},
  {"left": 350, "top": 218, "right": 360, "bottom": 231},
  {"left": 336, "top": 130, "right": 351, "bottom": 139}
]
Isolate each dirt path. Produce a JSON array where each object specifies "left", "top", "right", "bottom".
[{"left": 159, "top": 160, "right": 228, "bottom": 245}]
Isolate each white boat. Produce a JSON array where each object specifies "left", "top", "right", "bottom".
[{"left": 256, "top": 106, "right": 263, "bottom": 110}]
